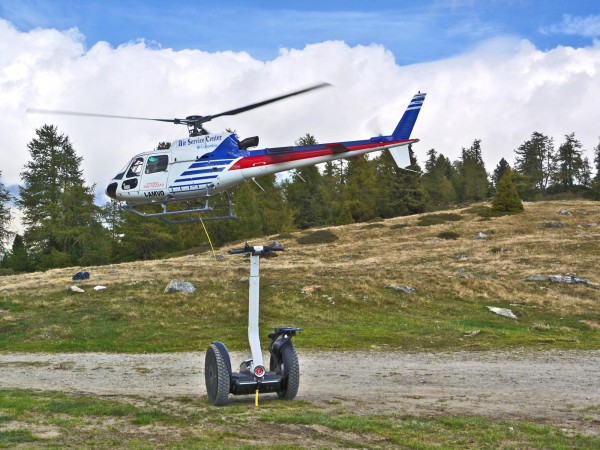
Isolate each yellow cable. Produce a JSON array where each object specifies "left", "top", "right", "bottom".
[{"left": 200, "top": 218, "right": 217, "bottom": 265}]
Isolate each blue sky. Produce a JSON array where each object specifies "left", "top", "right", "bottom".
[{"left": 1, "top": 1, "right": 599, "bottom": 64}]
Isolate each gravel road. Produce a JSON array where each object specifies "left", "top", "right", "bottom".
[{"left": 1, "top": 350, "right": 599, "bottom": 433}]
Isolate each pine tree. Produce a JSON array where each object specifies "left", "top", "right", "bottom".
[
  {"left": 455, "top": 140, "right": 488, "bottom": 202},
  {"left": 254, "top": 174, "right": 292, "bottom": 235},
  {"left": 0, "top": 171, "right": 11, "bottom": 251},
  {"left": 491, "top": 168, "right": 524, "bottom": 213},
  {"left": 18, "top": 125, "right": 110, "bottom": 269},
  {"left": 553, "top": 133, "right": 585, "bottom": 192},
  {"left": 422, "top": 149, "right": 456, "bottom": 206},
  {"left": 115, "top": 208, "right": 183, "bottom": 261},
  {"left": 492, "top": 158, "right": 510, "bottom": 190},
  {"left": 590, "top": 138, "right": 600, "bottom": 199},
  {"left": 594, "top": 138, "right": 600, "bottom": 183},
  {"left": 580, "top": 157, "right": 592, "bottom": 189},
  {"left": 513, "top": 132, "right": 555, "bottom": 199},
  {"left": 285, "top": 134, "right": 331, "bottom": 229},
  {"left": 3, "top": 234, "right": 31, "bottom": 272},
  {"left": 343, "top": 154, "right": 379, "bottom": 222},
  {"left": 375, "top": 146, "right": 426, "bottom": 217}
]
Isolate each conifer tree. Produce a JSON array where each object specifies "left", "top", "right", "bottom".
[
  {"left": 375, "top": 146, "right": 426, "bottom": 217},
  {"left": 491, "top": 167, "right": 524, "bottom": 213},
  {"left": 115, "top": 208, "right": 183, "bottom": 261},
  {"left": 455, "top": 140, "right": 488, "bottom": 202},
  {"left": 422, "top": 149, "right": 456, "bottom": 206},
  {"left": 492, "top": 158, "right": 510, "bottom": 190},
  {"left": 18, "top": 125, "right": 110, "bottom": 269},
  {"left": 285, "top": 134, "right": 331, "bottom": 229},
  {"left": 513, "top": 132, "right": 555, "bottom": 199},
  {"left": 0, "top": 171, "right": 11, "bottom": 250},
  {"left": 343, "top": 154, "right": 379, "bottom": 222},
  {"left": 590, "top": 138, "right": 600, "bottom": 199},
  {"left": 2, "top": 234, "right": 31, "bottom": 272},
  {"left": 594, "top": 138, "right": 600, "bottom": 183},
  {"left": 553, "top": 133, "right": 585, "bottom": 192}
]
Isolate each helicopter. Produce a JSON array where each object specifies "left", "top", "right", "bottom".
[{"left": 29, "top": 83, "right": 426, "bottom": 223}]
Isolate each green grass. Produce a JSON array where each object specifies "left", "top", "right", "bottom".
[
  {"left": 1, "top": 275, "right": 599, "bottom": 352},
  {"left": 417, "top": 213, "right": 463, "bottom": 226},
  {"left": 1, "top": 388, "right": 597, "bottom": 449}
]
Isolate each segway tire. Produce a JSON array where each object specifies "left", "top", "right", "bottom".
[
  {"left": 272, "top": 343, "right": 300, "bottom": 400},
  {"left": 205, "top": 343, "right": 231, "bottom": 406}
]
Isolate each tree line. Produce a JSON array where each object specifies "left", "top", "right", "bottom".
[{"left": 1, "top": 125, "right": 599, "bottom": 273}]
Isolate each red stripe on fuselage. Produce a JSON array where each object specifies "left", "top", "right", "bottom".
[{"left": 229, "top": 140, "right": 411, "bottom": 170}]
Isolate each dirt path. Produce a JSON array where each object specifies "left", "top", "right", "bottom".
[{"left": 1, "top": 350, "right": 599, "bottom": 433}]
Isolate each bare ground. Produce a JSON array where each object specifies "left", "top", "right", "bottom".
[{"left": 1, "top": 350, "right": 599, "bottom": 434}]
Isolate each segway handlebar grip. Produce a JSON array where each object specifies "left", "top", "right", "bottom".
[{"left": 228, "top": 242, "right": 252, "bottom": 255}]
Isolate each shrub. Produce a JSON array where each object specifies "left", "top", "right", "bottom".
[
  {"left": 437, "top": 231, "right": 460, "bottom": 240},
  {"left": 296, "top": 229, "right": 339, "bottom": 245},
  {"left": 491, "top": 168, "right": 524, "bottom": 213}
]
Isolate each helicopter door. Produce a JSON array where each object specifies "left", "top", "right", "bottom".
[
  {"left": 140, "top": 154, "right": 169, "bottom": 199},
  {"left": 121, "top": 156, "right": 144, "bottom": 194}
]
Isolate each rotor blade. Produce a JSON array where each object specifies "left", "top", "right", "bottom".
[
  {"left": 203, "top": 82, "right": 332, "bottom": 123},
  {"left": 26, "top": 108, "right": 178, "bottom": 123}
]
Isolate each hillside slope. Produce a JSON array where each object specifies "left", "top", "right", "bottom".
[{"left": 1, "top": 200, "right": 598, "bottom": 352}]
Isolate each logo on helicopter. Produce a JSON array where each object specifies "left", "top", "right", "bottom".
[
  {"left": 143, "top": 190, "right": 165, "bottom": 198},
  {"left": 143, "top": 182, "right": 165, "bottom": 189},
  {"left": 176, "top": 135, "right": 223, "bottom": 148}
]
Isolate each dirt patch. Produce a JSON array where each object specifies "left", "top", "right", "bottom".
[{"left": 1, "top": 350, "right": 599, "bottom": 434}]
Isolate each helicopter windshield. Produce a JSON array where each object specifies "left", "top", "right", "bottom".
[
  {"left": 112, "top": 160, "right": 133, "bottom": 180},
  {"left": 126, "top": 157, "right": 144, "bottom": 178}
]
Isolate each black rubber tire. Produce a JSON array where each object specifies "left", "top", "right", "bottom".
[
  {"left": 270, "top": 342, "right": 300, "bottom": 400},
  {"left": 205, "top": 343, "right": 231, "bottom": 406}
]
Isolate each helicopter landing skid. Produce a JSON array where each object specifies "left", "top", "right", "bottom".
[{"left": 123, "top": 191, "right": 237, "bottom": 224}]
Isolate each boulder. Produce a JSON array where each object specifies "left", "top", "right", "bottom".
[
  {"left": 164, "top": 280, "right": 196, "bottom": 294},
  {"left": 544, "top": 221, "right": 564, "bottom": 228},
  {"left": 527, "top": 275, "right": 589, "bottom": 284},
  {"left": 486, "top": 306, "right": 517, "bottom": 319},
  {"left": 386, "top": 283, "right": 417, "bottom": 295}
]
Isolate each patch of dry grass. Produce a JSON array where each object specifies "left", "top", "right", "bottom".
[{"left": 1, "top": 200, "right": 598, "bottom": 352}]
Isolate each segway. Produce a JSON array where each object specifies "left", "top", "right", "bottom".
[{"left": 204, "top": 242, "right": 301, "bottom": 406}]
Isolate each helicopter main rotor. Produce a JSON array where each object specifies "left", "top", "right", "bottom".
[{"left": 28, "top": 82, "right": 331, "bottom": 137}]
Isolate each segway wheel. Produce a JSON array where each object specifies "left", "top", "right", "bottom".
[
  {"left": 270, "top": 343, "right": 300, "bottom": 400},
  {"left": 205, "top": 343, "right": 231, "bottom": 406}
]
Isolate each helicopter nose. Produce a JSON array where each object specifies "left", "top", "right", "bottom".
[{"left": 106, "top": 182, "right": 118, "bottom": 200}]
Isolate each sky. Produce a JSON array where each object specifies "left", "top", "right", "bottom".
[{"left": 1, "top": 0, "right": 600, "bottom": 231}]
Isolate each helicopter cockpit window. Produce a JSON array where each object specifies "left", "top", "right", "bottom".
[
  {"left": 126, "top": 157, "right": 144, "bottom": 178},
  {"left": 145, "top": 155, "right": 169, "bottom": 174}
]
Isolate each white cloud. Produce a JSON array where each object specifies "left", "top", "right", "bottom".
[
  {"left": 1, "top": 18, "right": 599, "bottom": 207},
  {"left": 540, "top": 14, "right": 600, "bottom": 38}
]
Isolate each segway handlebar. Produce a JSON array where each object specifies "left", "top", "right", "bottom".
[{"left": 228, "top": 241, "right": 285, "bottom": 256}]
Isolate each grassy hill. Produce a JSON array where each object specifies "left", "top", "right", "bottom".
[{"left": 1, "top": 200, "right": 599, "bottom": 353}]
